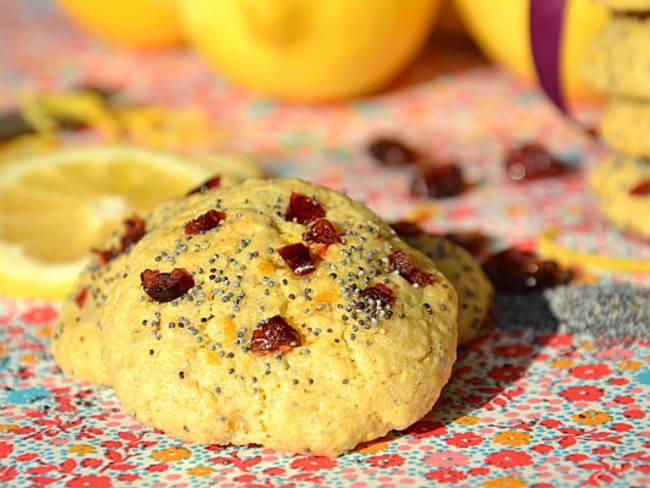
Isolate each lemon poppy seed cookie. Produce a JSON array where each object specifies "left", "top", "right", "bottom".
[
  {"left": 591, "top": 154, "right": 650, "bottom": 237},
  {"left": 99, "top": 178, "right": 458, "bottom": 456},
  {"left": 400, "top": 232, "right": 493, "bottom": 346},
  {"left": 595, "top": 0, "right": 650, "bottom": 11},
  {"left": 581, "top": 15, "right": 650, "bottom": 99},
  {"left": 51, "top": 173, "right": 255, "bottom": 386},
  {"left": 600, "top": 96, "right": 650, "bottom": 158}
]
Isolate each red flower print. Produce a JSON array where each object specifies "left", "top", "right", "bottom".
[
  {"left": 100, "top": 441, "right": 122, "bottom": 449},
  {"left": 613, "top": 396, "right": 634, "bottom": 404},
  {"left": 593, "top": 446, "right": 616, "bottom": 455},
  {"left": 290, "top": 456, "right": 337, "bottom": 471},
  {"left": 263, "top": 467, "right": 285, "bottom": 475},
  {"left": 531, "top": 444, "right": 554, "bottom": 454},
  {"left": 146, "top": 464, "right": 168, "bottom": 472},
  {"left": 623, "top": 409, "right": 645, "bottom": 419},
  {"left": 538, "top": 334, "right": 573, "bottom": 347},
  {"left": 445, "top": 432, "right": 485, "bottom": 448},
  {"left": 565, "top": 454, "right": 588, "bottom": 462},
  {"left": 608, "top": 378, "right": 629, "bottom": 385},
  {"left": 404, "top": 419, "right": 448, "bottom": 438},
  {"left": 366, "top": 454, "right": 405, "bottom": 468},
  {"left": 539, "top": 419, "right": 562, "bottom": 428},
  {"left": 425, "top": 468, "right": 467, "bottom": 483},
  {"left": 559, "top": 386, "right": 604, "bottom": 402},
  {"left": 609, "top": 423, "right": 632, "bottom": 432},
  {"left": 116, "top": 474, "right": 139, "bottom": 482},
  {"left": 531, "top": 484, "right": 555, "bottom": 488},
  {"left": 0, "top": 442, "right": 13, "bottom": 459},
  {"left": 569, "top": 364, "right": 612, "bottom": 379},
  {"left": 16, "top": 453, "right": 39, "bottom": 462},
  {"left": 65, "top": 475, "right": 112, "bottom": 488},
  {"left": 488, "top": 366, "right": 526, "bottom": 382},
  {"left": 493, "top": 344, "right": 533, "bottom": 358},
  {"left": 0, "top": 467, "right": 17, "bottom": 482},
  {"left": 468, "top": 467, "right": 490, "bottom": 476},
  {"left": 484, "top": 449, "right": 533, "bottom": 469},
  {"left": 80, "top": 458, "right": 102, "bottom": 468},
  {"left": 21, "top": 305, "right": 58, "bottom": 324}
]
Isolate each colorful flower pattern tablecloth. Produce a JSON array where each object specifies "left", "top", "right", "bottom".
[{"left": 1, "top": 1, "right": 649, "bottom": 487}]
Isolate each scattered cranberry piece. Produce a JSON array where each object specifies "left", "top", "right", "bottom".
[
  {"left": 92, "top": 215, "right": 146, "bottom": 266},
  {"left": 285, "top": 191, "right": 325, "bottom": 224},
  {"left": 390, "top": 221, "right": 423, "bottom": 236},
  {"left": 483, "top": 248, "right": 569, "bottom": 292},
  {"left": 505, "top": 144, "right": 570, "bottom": 182},
  {"left": 250, "top": 315, "right": 300, "bottom": 355},
  {"left": 140, "top": 268, "right": 195, "bottom": 302},
  {"left": 361, "top": 283, "right": 396, "bottom": 306},
  {"left": 73, "top": 287, "right": 89, "bottom": 308},
  {"left": 411, "top": 164, "right": 465, "bottom": 198},
  {"left": 367, "top": 137, "right": 418, "bottom": 167},
  {"left": 184, "top": 209, "right": 226, "bottom": 235},
  {"left": 302, "top": 218, "right": 341, "bottom": 245},
  {"left": 630, "top": 180, "right": 650, "bottom": 196},
  {"left": 277, "top": 243, "right": 315, "bottom": 276},
  {"left": 445, "top": 231, "right": 492, "bottom": 260},
  {"left": 388, "top": 250, "right": 436, "bottom": 287},
  {"left": 186, "top": 176, "right": 221, "bottom": 195}
]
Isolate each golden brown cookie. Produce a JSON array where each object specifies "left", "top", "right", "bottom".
[
  {"left": 98, "top": 178, "right": 458, "bottom": 456},
  {"left": 600, "top": 96, "right": 650, "bottom": 158},
  {"left": 401, "top": 233, "right": 493, "bottom": 346},
  {"left": 581, "top": 15, "right": 650, "bottom": 99},
  {"left": 591, "top": 154, "right": 650, "bottom": 236},
  {"left": 595, "top": 0, "right": 650, "bottom": 11}
]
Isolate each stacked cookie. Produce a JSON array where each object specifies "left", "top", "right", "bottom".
[{"left": 581, "top": 0, "right": 650, "bottom": 237}]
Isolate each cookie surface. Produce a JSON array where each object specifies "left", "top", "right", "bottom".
[
  {"left": 595, "top": 0, "right": 650, "bottom": 11},
  {"left": 581, "top": 16, "right": 650, "bottom": 99},
  {"left": 401, "top": 233, "right": 493, "bottom": 346},
  {"left": 51, "top": 161, "right": 263, "bottom": 386},
  {"left": 600, "top": 96, "right": 650, "bottom": 158},
  {"left": 591, "top": 154, "right": 650, "bottom": 236},
  {"left": 98, "top": 178, "right": 458, "bottom": 456}
]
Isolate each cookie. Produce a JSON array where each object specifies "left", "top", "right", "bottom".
[
  {"left": 97, "top": 178, "right": 458, "bottom": 456},
  {"left": 595, "top": 1, "right": 650, "bottom": 11},
  {"left": 581, "top": 15, "right": 650, "bottom": 99},
  {"left": 401, "top": 233, "right": 493, "bottom": 346},
  {"left": 600, "top": 96, "right": 650, "bottom": 158},
  {"left": 51, "top": 162, "right": 263, "bottom": 386},
  {"left": 590, "top": 154, "right": 650, "bottom": 237}
]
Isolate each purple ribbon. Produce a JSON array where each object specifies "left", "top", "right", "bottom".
[{"left": 530, "top": 0, "right": 567, "bottom": 112}]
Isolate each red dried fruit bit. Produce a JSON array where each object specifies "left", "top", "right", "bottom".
[
  {"left": 445, "top": 231, "right": 492, "bottom": 260},
  {"left": 302, "top": 218, "right": 341, "bottom": 245},
  {"left": 411, "top": 164, "right": 465, "bottom": 198},
  {"left": 140, "top": 268, "right": 195, "bottom": 302},
  {"left": 367, "top": 137, "right": 417, "bottom": 167},
  {"left": 483, "top": 248, "right": 569, "bottom": 292},
  {"left": 388, "top": 250, "right": 436, "bottom": 287},
  {"left": 285, "top": 191, "right": 325, "bottom": 224},
  {"left": 630, "top": 180, "right": 650, "bottom": 196},
  {"left": 361, "top": 283, "right": 395, "bottom": 306},
  {"left": 73, "top": 287, "right": 89, "bottom": 308},
  {"left": 505, "top": 143, "right": 570, "bottom": 182},
  {"left": 250, "top": 315, "right": 300, "bottom": 355},
  {"left": 184, "top": 209, "right": 226, "bottom": 235},
  {"left": 390, "top": 221, "right": 423, "bottom": 236},
  {"left": 92, "top": 215, "right": 146, "bottom": 266},
  {"left": 186, "top": 176, "right": 221, "bottom": 195},
  {"left": 277, "top": 243, "right": 315, "bottom": 276}
]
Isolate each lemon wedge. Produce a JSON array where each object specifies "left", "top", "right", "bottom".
[{"left": 0, "top": 144, "right": 217, "bottom": 299}]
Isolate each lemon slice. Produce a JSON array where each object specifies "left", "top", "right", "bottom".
[{"left": 0, "top": 144, "right": 216, "bottom": 299}]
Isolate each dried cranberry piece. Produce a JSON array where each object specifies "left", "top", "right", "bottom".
[
  {"left": 302, "top": 219, "right": 341, "bottom": 245},
  {"left": 361, "top": 283, "right": 396, "bottom": 306},
  {"left": 277, "top": 243, "right": 315, "bottom": 276},
  {"left": 140, "top": 268, "right": 195, "bottom": 302},
  {"left": 184, "top": 210, "right": 225, "bottom": 235},
  {"left": 445, "top": 231, "right": 492, "bottom": 260},
  {"left": 630, "top": 180, "right": 650, "bottom": 196},
  {"left": 186, "top": 176, "right": 221, "bottom": 196},
  {"left": 251, "top": 315, "right": 300, "bottom": 355},
  {"left": 388, "top": 250, "right": 436, "bottom": 287},
  {"left": 411, "top": 164, "right": 465, "bottom": 198},
  {"left": 285, "top": 191, "right": 326, "bottom": 224},
  {"left": 390, "top": 221, "right": 424, "bottom": 236},
  {"left": 367, "top": 138, "right": 418, "bottom": 167},
  {"left": 505, "top": 144, "right": 570, "bottom": 182},
  {"left": 73, "top": 287, "right": 89, "bottom": 308},
  {"left": 92, "top": 215, "right": 146, "bottom": 266},
  {"left": 483, "top": 248, "right": 569, "bottom": 292}
]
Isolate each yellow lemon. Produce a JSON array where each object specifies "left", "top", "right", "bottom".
[
  {"left": 181, "top": 0, "right": 442, "bottom": 100},
  {"left": 57, "top": 0, "right": 183, "bottom": 48},
  {"left": 454, "top": 0, "right": 609, "bottom": 101}
]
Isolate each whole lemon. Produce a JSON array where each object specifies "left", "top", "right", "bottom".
[
  {"left": 180, "top": 0, "right": 442, "bottom": 100},
  {"left": 57, "top": 0, "right": 183, "bottom": 48},
  {"left": 454, "top": 0, "right": 609, "bottom": 101}
]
